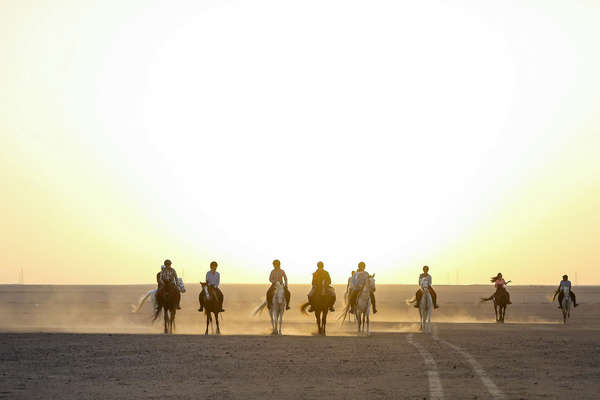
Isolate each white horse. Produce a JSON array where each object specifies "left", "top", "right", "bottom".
[
  {"left": 356, "top": 275, "right": 375, "bottom": 336},
  {"left": 131, "top": 278, "right": 185, "bottom": 314},
  {"left": 254, "top": 282, "right": 286, "bottom": 335},
  {"left": 560, "top": 285, "right": 571, "bottom": 324},
  {"left": 419, "top": 278, "right": 433, "bottom": 333}
]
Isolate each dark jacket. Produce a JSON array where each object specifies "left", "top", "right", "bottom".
[{"left": 312, "top": 269, "right": 332, "bottom": 287}]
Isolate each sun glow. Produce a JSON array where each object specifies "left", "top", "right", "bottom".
[{"left": 1, "top": 1, "right": 599, "bottom": 284}]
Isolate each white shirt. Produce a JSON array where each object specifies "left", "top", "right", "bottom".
[{"left": 206, "top": 271, "right": 220, "bottom": 287}]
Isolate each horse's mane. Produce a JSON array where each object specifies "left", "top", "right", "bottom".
[{"left": 490, "top": 274, "right": 502, "bottom": 283}]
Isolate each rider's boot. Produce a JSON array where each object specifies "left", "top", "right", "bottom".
[{"left": 370, "top": 294, "right": 377, "bottom": 314}]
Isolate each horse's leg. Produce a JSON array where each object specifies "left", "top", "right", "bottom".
[
  {"left": 427, "top": 300, "right": 432, "bottom": 333},
  {"left": 279, "top": 307, "right": 284, "bottom": 335},
  {"left": 270, "top": 308, "right": 276, "bottom": 335},
  {"left": 366, "top": 312, "right": 370, "bottom": 336},
  {"left": 315, "top": 311, "right": 322, "bottom": 335},
  {"left": 205, "top": 312, "right": 210, "bottom": 335},
  {"left": 322, "top": 310, "right": 328, "bottom": 336},
  {"left": 215, "top": 312, "right": 220, "bottom": 335},
  {"left": 163, "top": 307, "right": 169, "bottom": 334}
]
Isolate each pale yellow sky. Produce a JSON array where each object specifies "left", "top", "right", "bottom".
[{"left": 1, "top": 1, "right": 599, "bottom": 285}]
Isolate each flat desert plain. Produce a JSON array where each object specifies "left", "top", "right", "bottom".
[{"left": 1, "top": 284, "right": 599, "bottom": 399}]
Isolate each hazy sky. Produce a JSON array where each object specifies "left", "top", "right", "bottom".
[{"left": 1, "top": 1, "right": 599, "bottom": 284}]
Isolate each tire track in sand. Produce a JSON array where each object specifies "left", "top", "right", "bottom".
[
  {"left": 432, "top": 327, "right": 505, "bottom": 399},
  {"left": 407, "top": 333, "right": 444, "bottom": 400}
]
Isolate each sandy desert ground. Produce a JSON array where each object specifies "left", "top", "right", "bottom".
[{"left": 1, "top": 284, "right": 599, "bottom": 399}]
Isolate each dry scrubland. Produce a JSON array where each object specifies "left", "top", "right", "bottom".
[{"left": 1, "top": 284, "right": 599, "bottom": 399}]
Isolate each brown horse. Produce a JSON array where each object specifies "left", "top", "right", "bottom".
[
  {"left": 301, "top": 281, "right": 336, "bottom": 336},
  {"left": 153, "top": 282, "right": 180, "bottom": 334},
  {"left": 199, "top": 282, "right": 221, "bottom": 335},
  {"left": 481, "top": 288, "right": 509, "bottom": 323}
]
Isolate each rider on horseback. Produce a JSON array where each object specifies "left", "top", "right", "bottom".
[
  {"left": 414, "top": 265, "right": 439, "bottom": 309},
  {"left": 489, "top": 273, "right": 512, "bottom": 304},
  {"left": 198, "top": 261, "right": 225, "bottom": 312},
  {"left": 158, "top": 259, "right": 181, "bottom": 309},
  {"left": 267, "top": 259, "right": 291, "bottom": 310},
  {"left": 347, "top": 262, "right": 376, "bottom": 314},
  {"left": 556, "top": 274, "right": 578, "bottom": 309},
  {"left": 308, "top": 261, "right": 336, "bottom": 312}
]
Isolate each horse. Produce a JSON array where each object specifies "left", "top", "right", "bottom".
[
  {"left": 199, "top": 282, "right": 221, "bottom": 335},
  {"left": 253, "top": 281, "right": 286, "bottom": 335},
  {"left": 301, "top": 281, "right": 336, "bottom": 336},
  {"left": 153, "top": 282, "right": 180, "bottom": 334},
  {"left": 558, "top": 285, "right": 571, "bottom": 324},
  {"left": 355, "top": 275, "right": 375, "bottom": 336},
  {"left": 481, "top": 287, "right": 509, "bottom": 323},
  {"left": 133, "top": 278, "right": 185, "bottom": 314},
  {"left": 419, "top": 280, "right": 433, "bottom": 333}
]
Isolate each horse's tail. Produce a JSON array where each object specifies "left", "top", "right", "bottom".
[
  {"left": 300, "top": 302, "right": 311, "bottom": 316},
  {"left": 480, "top": 296, "right": 494, "bottom": 303},
  {"left": 253, "top": 301, "right": 267, "bottom": 316},
  {"left": 131, "top": 289, "right": 155, "bottom": 313},
  {"left": 406, "top": 296, "right": 417, "bottom": 305},
  {"left": 337, "top": 303, "right": 350, "bottom": 324},
  {"left": 152, "top": 303, "right": 162, "bottom": 322}
]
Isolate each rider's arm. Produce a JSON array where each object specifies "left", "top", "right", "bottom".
[
  {"left": 283, "top": 271, "right": 288, "bottom": 287},
  {"left": 215, "top": 272, "right": 220, "bottom": 287},
  {"left": 269, "top": 270, "right": 276, "bottom": 284},
  {"left": 325, "top": 272, "right": 332, "bottom": 286}
]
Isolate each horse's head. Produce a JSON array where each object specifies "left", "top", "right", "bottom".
[
  {"left": 561, "top": 285, "right": 570, "bottom": 295},
  {"left": 200, "top": 282, "right": 207, "bottom": 288},
  {"left": 319, "top": 280, "right": 327, "bottom": 296},
  {"left": 368, "top": 274, "right": 376, "bottom": 291},
  {"left": 419, "top": 277, "right": 429, "bottom": 290}
]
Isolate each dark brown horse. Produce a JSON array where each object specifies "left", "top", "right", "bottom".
[
  {"left": 481, "top": 288, "right": 509, "bottom": 323},
  {"left": 301, "top": 281, "right": 336, "bottom": 336},
  {"left": 199, "top": 282, "right": 221, "bottom": 335},
  {"left": 153, "top": 282, "right": 180, "bottom": 334}
]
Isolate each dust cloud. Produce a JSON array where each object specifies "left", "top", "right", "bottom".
[{"left": 1, "top": 284, "right": 592, "bottom": 334}]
